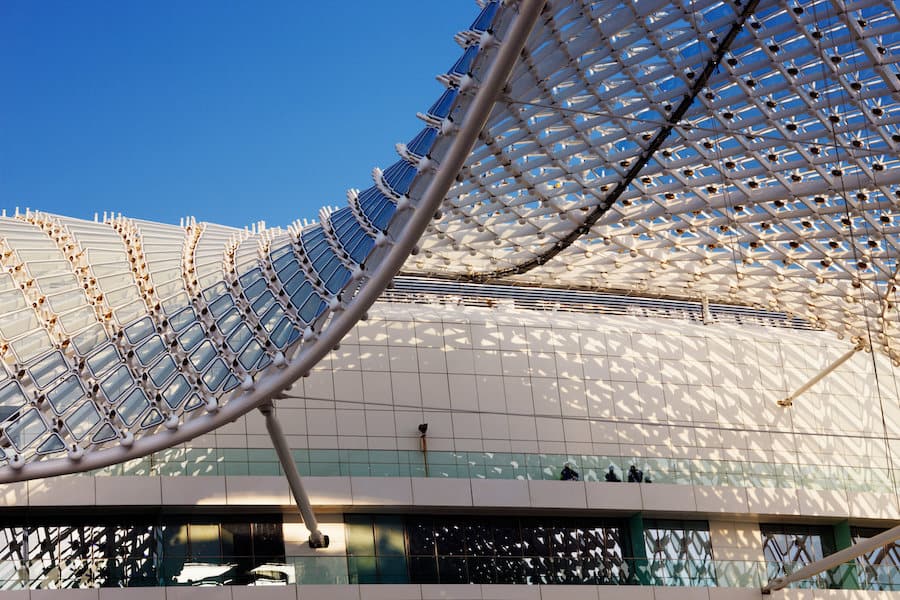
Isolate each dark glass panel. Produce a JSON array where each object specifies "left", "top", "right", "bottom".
[
  {"left": 409, "top": 556, "right": 439, "bottom": 584},
  {"left": 437, "top": 556, "right": 468, "bottom": 584}
]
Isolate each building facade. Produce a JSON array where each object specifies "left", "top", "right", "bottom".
[{"left": 2, "top": 281, "right": 898, "bottom": 598}]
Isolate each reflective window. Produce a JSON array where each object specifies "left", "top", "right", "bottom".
[
  {"left": 852, "top": 527, "right": 900, "bottom": 591},
  {"left": 0, "top": 514, "right": 286, "bottom": 588},
  {"left": 347, "top": 514, "right": 628, "bottom": 586},
  {"left": 761, "top": 524, "right": 836, "bottom": 589},
  {"left": 644, "top": 519, "right": 716, "bottom": 586}
]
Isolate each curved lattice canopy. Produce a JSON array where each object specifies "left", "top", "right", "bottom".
[
  {"left": 2, "top": 0, "right": 900, "bottom": 479},
  {"left": 411, "top": 0, "right": 900, "bottom": 363}
]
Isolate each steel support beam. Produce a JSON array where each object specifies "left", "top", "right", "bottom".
[
  {"left": 259, "top": 401, "right": 329, "bottom": 549},
  {"left": 777, "top": 345, "right": 861, "bottom": 407},
  {"left": 762, "top": 524, "right": 900, "bottom": 593}
]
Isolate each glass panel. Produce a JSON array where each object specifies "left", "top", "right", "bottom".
[
  {"left": 135, "top": 336, "right": 165, "bottom": 366},
  {"left": 46, "top": 375, "right": 85, "bottom": 414},
  {"left": 100, "top": 366, "right": 134, "bottom": 403},
  {"left": 5, "top": 408, "right": 47, "bottom": 451},
  {"left": 226, "top": 324, "right": 253, "bottom": 353},
  {"left": 178, "top": 323, "right": 204, "bottom": 352},
  {"left": 148, "top": 355, "right": 177, "bottom": 388},
  {"left": 161, "top": 374, "right": 191, "bottom": 410},
  {"left": 201, "top": 359, "right": 229, "bottom": 392},
  {"left": 86, "top": 345, "right": 121, "bottom": 377},
  {"left": 66, "top": 401, "right": 101, "bottom": 440},
  {"left": 117, "top": 388, "right": 150, "bottom": 426},
  {"left": 123, "top": 317, "right": 155, "bottom": 344},
  {"left": 189, "top": 341, "right": 216, "bottom": 371},
  {"left": 0, "top": 381, "right": 29, "bottom": 423}
]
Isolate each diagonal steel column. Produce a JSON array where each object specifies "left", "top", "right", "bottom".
[
  {"left": 777, "top": 345, "right": 861, "bottom": 407},
  {"left": 251, "top": 0, "right": 549, "bottom": 550},
  {"left": 259, "top": 401, "right": 329, "bottom": 548}
]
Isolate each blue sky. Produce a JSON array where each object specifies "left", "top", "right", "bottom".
[{"left": 0, "top": 2, "right": 471, "bottom": 228}]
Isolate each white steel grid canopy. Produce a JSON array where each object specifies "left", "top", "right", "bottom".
[{"left": 0, "top": 0, "right": 899, "bottom": 480}]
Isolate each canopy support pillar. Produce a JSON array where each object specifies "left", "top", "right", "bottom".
[
  {"left": 260, "top": 401, "right": 329, "bottom": 548},
  {"left": 777, "top": 345, "right": 861, "bottom": 407}
]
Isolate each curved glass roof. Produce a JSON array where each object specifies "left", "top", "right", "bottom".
[{"left": 408, "top": 0, "right": 900, "bottom": 363}]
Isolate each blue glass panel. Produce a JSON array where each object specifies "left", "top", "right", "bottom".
[
  {"left": 299, "top": 292, "right": 325, "bottom": 324},
  {"left": 135, "top": 335, "right": 165, "bottom": 366},
  {"left": 118, "top": 388, "right": 150, "bottom": 426},
  {"left": 270, "top": 243, "right": 293, "bottom": 260},
  {"left": 36, "top": 433, "right": 65, "bottom": 455},
  {"left": 471, "top": 1, "right": 499, "bottom": 31},
  {"left": 162, "top": 374, "right": 190, "bottom": 410},
  {"left": 251, "top": 290, "right": 276, "bottom": 316},
  {"left": 283, "top": 270, "right": 307, "bottom": 296},
  {"left": 318, "top": 255, "right": 340, "bottom": 283},
  {"left": 407, "top": 127, "right": 438, "bottom": 156},
  {"left": 169, "top": 307, "right": 196, "bottom": 332},
  {"left": 359, "top": 187, "right": 395, "bottom": 231},
  {"left": 349, "top": 234, "right": 375, "bottom": 264},
  {"left": 148, "top": 355, "right": 176, "bottom": 388},
  {"left": 290, "top": 281, "right": 314, "bottom": 313},
  {"left": 238, "top": 340, "right": 264, "bottom": 370},
  {"left": 46, "top": 376, "right": 84, "bottom": 415},
  {"left": 277, "top": 259, "right": 300, "bottom": 285},
  {"left": 178, "top": 323, "right": 204, "bottom": 352},
  {"left": 202, "top": 282, "right": 228, "bottom": 303},
  {"left": 261, "top": 305, "right": 284, "bottom": 332},
  {"left": 209, "top": 294, "right": 234, "bottom": 318},
  {"left": 28, "top": 351, "right": 68, "bottom": 388},
  {"left": 239, "top": 268, "right": 263, "bottom": 288},
  {"left": 5, "top": 409, "right": 46, "bottom": 451},
  {"left": 372, "top": 199, "right": 397, "bottom": 231},
  {"left": 66, "top": 401, "right": 100, "bottom": 439},
  {"left": 189, "top": 340, "right": 216, "bottom": 371},
  {"left": 227, "top": 323, "right": 253, "bottom": 353},
  {"left": 202, "top": 358, "right": 229, "bottom": 392},
  {"left": 216, "top": 308, "right": 242, "bottom": 336},
  {"left": 100, "top": 365, "right": 133, "bottom": 402},
  {"left": 272, "top": 250, "right": 295, "bottom": 272},
  {"left": 382, "top": 160, "right": 417, "bottom": 196},
  {"left": 66, "top": 401, "right": 100, "bottom": 440},
  {"left": 308, "top": 241, "right": 329, "bottom": 266},
  {"left": 270, "top": 318, "right": 295, "bottom": 349},
  {"left": 86, "top": 344, "right": 122, "bottom": 377},
  {"left": 124, "top": 317, "right": 155, "bottom": 344},
  {"left": 141, "top": 409, "right": 164, "bottom": 428},
  {"left": 243, "top": 277, "right": 268, "bottom": 301},
  {"left": 222, "top": 375, "right": 241, "bottom": 393},
  {"left": 0, "top": 381, "right": 29, "bottom": 422},
  {"left": 428, "top": 89, "right": 458, "bottom": 119},
  {"left": 92, "top": 423, "right": 117, "bottom": 443},
  {"left": 72, "top": 323, "right": 107, "bottom": 355},
  {"left": 325, "top": 265, "right": 351, "bottom": 295}
]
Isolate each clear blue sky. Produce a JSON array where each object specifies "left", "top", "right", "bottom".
[{"left": 0, "top": 2, "right": 470, "bottom": 228}]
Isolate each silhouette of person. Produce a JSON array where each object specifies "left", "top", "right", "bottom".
[
  {"left": 604, "top": 465, "right": 621, "bottom": 482},
  {"left": 627, "top": 465, "right": 644, "bottom": 483},
  {"left": 560, "top": 463, "right": 580, "bottom": 481}
]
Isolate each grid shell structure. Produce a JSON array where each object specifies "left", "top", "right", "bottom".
[{"left": 1, "top": 0, "right": 899, "bottom": 481}]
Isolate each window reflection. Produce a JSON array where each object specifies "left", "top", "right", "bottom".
[
  {"left": 0, "top": 515, "right": 284, "bottom": 589},
  {"left": 347, "top": 514, "right": 629, "bottom": 586},
  {"left": 761, "top": 524, "right": 836, "bottom": 589}
]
